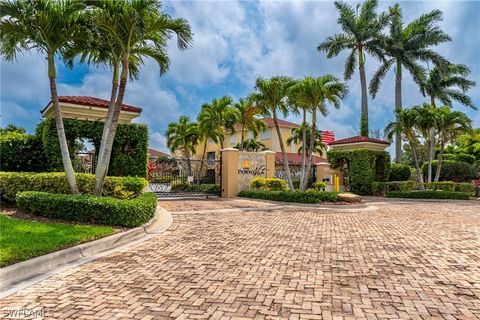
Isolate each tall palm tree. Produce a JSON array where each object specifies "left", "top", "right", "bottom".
[
  {"left": 197, "top": 96, "right": 238, "bottom": 150},
  {"left": 414, "top": 104, "right": 437, "bottom": 183},
  {"left": 434, "top": 107, "right": 472, "bottom": 182},
  {"left": 385, "top": 108, "right": 425, "bottom": 188},
  {"left": 0, "top": 0, "right": 87, "bottom": 194},
  {"left": 165, "top": 116, "right": 198, "bottom": 175},
  {"left": 289, "top": 76, "right": 348, "bottom": 190},
  {"left": 369, "top": 4, "right": 451, "bottom": 163},
  {"left": 420, "top": 64, "right": 476, "bottom": 109},
  {"left": 82, "top": 0, "right": 192, "bottom": 196},
  {"left": 251, "top": 76, "right": 296, "bottom": 190},
  {"left": 317, "top": 0, "right": 387, "bottom": 137},
  {"left": 233, "top": 98, "right": 266, "bottom": 151}
]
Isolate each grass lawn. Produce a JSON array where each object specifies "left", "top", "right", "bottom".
[{"left": 0, "top": 214, "right": 116, "bottom": 267}]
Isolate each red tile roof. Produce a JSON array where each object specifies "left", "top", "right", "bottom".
[
  {"left": 41, "top": 96, "right": 142, "bottom": 114},
  {"left": 275, "top": 152, "right": 326, "bottom": 165},
  {"left": 263, "top": 118, "right": 299, "bottom": 128},
  {"left": 329, "top": 135, "right": 390, "bottom": 146},
  {"left": 148, "top": 148, "right": 169, "bottom": 158}
]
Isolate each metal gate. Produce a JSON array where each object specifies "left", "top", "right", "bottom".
[{"left": 148, "top": 156, "right": 221, "bottom": 198}]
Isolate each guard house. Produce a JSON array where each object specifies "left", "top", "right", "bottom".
[{"left": 40, "top": 96, "right": 142, "bottom": 123}]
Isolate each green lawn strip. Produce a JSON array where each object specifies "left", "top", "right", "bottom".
[{"left": 0, "top": 214, "right": 116, "bottom": 267}]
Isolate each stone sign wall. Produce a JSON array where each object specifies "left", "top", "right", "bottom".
[{"left": 237, "top": 152, "right": 267, "bottom": 192}]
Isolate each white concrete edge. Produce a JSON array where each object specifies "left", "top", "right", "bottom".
[{"left": 0, "top": 204, "right": 173, "bottom": 298}]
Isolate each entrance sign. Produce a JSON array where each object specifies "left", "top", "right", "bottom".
[{"left": 237, "top": 152, "right": 267, "bottom": 191}]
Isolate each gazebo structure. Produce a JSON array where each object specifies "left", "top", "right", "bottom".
[{"left": 41, "top": 96, "right": 142, "bottom": 123}]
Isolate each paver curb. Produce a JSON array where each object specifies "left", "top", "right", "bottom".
[{"left": 0, "top": 203, "right": 172, "bottom": 291}]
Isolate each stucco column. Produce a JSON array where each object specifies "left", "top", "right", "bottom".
[
  {"left": 263, "top": 151, "right": 276, "bottom": 179},
  {"left": 221, "top": 148, "right": 239, "bottom": 198}
]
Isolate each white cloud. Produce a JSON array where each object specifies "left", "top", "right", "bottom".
[{"left": 149, "top": 131, "right": 168, "bottom": 152}]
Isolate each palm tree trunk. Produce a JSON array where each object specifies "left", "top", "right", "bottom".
[
  {"left": 198, "top": 139, "right": 207, "bottom": 180},
  {"left": 304, "top": 108, "right": 317, "bottom": 191},
  {"left": 48, "top": 55, "right": 79, "bottom": 194},
  {"left": 395, "top": 62, "right": 402, "bottom": 163},
  {"left": 299, "top": 108, "right": 307, "bottom": 191},
  {"left": 185, "top": 151, "right": 193, "bottom": 176},
  {"left": 240, "top": 124, "right": 245, "bottom": 151},
  {"left": 93, "top": 64, "right": 119, "bottom": 196},
  {"left": 220, "top": 136, "right": 225, "bottom": 150},
  {"left": 94, "top": 54, "right": 129, "bottom": 196},
  {"left": 426, "top": 136, "right": 433, "bottom": 183},
  {"left": 429, "top": 96, "right": 436, "bottom": 183},
  {"left": 358, "top": 47, "right": 369, "bottom": 137},
  {"left": 409, "top": 139, "right": 425, "bottom": 190},
  {"left": 434, "top": 137, "right": 444, "bottom": 182},
  {"left": 273, "top": 111, "right": 294, "bottom": 190}
]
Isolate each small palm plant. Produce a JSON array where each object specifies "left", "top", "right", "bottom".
[
  {"left": 165, "top": 116, "right": 198, "bottom": 175},
  {"left": 0, "top": 0, "right": 89, "bottom": 194},
  {"left": 235, "top": 139, "right": 266, "bottom": 152},
  {"left": 434, "top": 107, "right": 472, "bottom": 182},
  {"left": 318, "top": 0, "right": 388, "bottom": 137},
  {"left": 287, "top": 125, "right": 326, "bottom": 158},
  {"left": 385, "top": 108, "right": 425, "bottom": 188}
]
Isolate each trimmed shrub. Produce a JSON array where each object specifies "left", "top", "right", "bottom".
[
  {"left": 311, "top": 181, "right": 327, "bottom": 191},
  {"left": 0, "top": 172, "right": 147, "bottom": 202},
  {"left": 0, "top": 132, "right": 47, "bottom": 172},
  {"left": 238, "top": 189, "right": 338, "bottom": 203},
  {"left": 387, "top": 191, "right": 470, "bottom": 200},
  {"left": 422, "top": 160, "right": 476, "bottom": 182},
  {"left": 443, "top": 153, "right": 475, "bottom": 164},
  {"left": 17, "top": 191, "right": 157, "bottom": 227},
  {"left": 265, "top": 178, "right": 288, "bottom": 191},
  {"left": 249, "top": 177, "right": 266, "bottom": 190},
  {"left": 424, "top": 181, "right": 455, "bottom": 192},
  {"left": 454, "top": 182, "right": 476, "bottom": 196},
  {"left": 385, "top": 180, "right": 417, "bottom": 192},
  {"left": 170, "top": 183, "right": 220, "bottom": 194},
  {"left": 388, "top": 163, "right": 411, "bottom": 181}
]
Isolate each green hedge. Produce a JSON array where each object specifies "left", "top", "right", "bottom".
[
  {"left": 0, "top": 132, "right": 48, "bottom": 172},
  {"left": 249, "top": 177, "right": 288, "bottom": 191},
  {"left": 387, "top": 191, "right": 470, "bottom": 200},
  {"left": 238, "top": 189, "right": 338, "bottom": 203},
  {"left": 170, "top": 183, "right": 220, "bottom": 194},
  {"left": 0, "top": 172, "right": 147, "bottom": 202},
  {"left": 422, "top": 160, "right": 476, "bottom": 182},
  {"left": 35, "top": 118, "right": 148, "bottom": 177},
  {"left": 17, "top": 192, "right": 157, "bottom": 227},
  {"left": 374, "top": 180, "right": 477, "bottom": 196},
  {"left": 443, "top": 153, "right": 476, "bottom": 164},
  {"left": 388, "top": 163, "right": 411, "bottom": 181},
  {"left": 328, "top": 150, "right": 391, "bottom": 195}
]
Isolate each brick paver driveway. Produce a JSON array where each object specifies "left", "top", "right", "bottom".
[{"left": 1, "top": 200, "right": 480, "bottom": 319}]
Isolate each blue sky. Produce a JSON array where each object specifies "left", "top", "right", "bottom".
[{"left": 1, "top": 0, "right": 479, "bottom": 153}]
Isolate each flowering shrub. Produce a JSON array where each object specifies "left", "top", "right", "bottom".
[{"left": 472, "top": 179, "right": 480, "bottom": 186}]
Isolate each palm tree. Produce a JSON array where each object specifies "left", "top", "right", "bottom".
[
  {"left": 317, "top": 0, "right": 387, "bottom": 137},
  {"left": 0, "top": 0, "right": 87, "bottom": 194},
  {"left": 196, "top": 111, "right": 221, "bottom": 177},
  {"left": 420, "top": 64, "right": 476, "bottom": 109},
  {"left": 165, "top": 116, "right": 198, "bottom": 175},
  {"left": 414, "top": 104, "right": 437, "bottom": 183},
  {"left": 434, "top": 107, "right": 472, "bottom": 182},
  {"left": 369, "top": 4, "right": 451, "bottom": 163},
  {"left": 286, "top": 125, "right": 326, "bottom": 158},
  {"left": 251, "top": 76, "right": 296, "bottom": 190},
  {"left": 385, "top": 108, "right": 425, "bottom": 188},
  {"left": 233, "top": 98, "right": 267, "bottom": 151},
  {"left": 197, "top": 96, "right": 238, "bottom": 150},
  {"left": 81, "top": 0, "right": 192, "bottom": 196},
  {"left": 235, "top": 139, "right": 266, "bottom": 152},
  {"left": 288, "top": 76, "right": 348, "bottom": 190}
]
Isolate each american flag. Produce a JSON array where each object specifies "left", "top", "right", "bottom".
[{"left": 320, "top": 130, "right": 335, "bottom": 145}]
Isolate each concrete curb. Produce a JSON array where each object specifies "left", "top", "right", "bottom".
[{"left": 0, "top": 203, "right": 172, "bottom": 294}]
